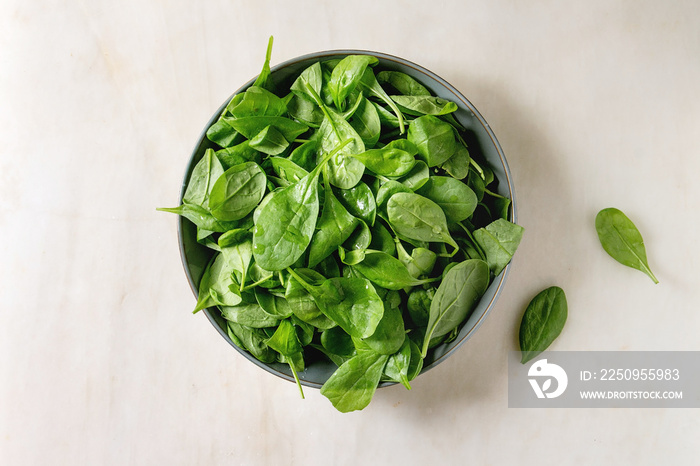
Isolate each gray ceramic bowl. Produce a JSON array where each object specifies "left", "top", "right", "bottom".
[{"left": 177, "top": 50, "right": 517, "bottom": 389}]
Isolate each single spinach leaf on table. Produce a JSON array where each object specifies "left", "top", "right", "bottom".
[
  {"left": 519, "top": 286, "right": 567, "bottom": 363},
  {"left": 595, "top": 208, "right": 658, "bottom": 284},
  {"left": 421, "top": 259, "right": 490, "bottom": 356}
]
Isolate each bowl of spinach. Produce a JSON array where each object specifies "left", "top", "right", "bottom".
[{"left": 160, "top": 38, "right": 523, "bottom": 412}]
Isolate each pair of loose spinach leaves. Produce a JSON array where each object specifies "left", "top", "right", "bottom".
[
  {"left": 160, "top": 37, "right": 524, "bottom": 412},
  {"left": 518, "top": 208, "right": 658, "bottom": 363}
]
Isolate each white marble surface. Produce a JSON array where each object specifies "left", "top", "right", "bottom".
[{"left": 2, "top": 0, "right": 700, "bottom": 464}]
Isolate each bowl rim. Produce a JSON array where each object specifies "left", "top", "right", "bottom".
[{"left": 177, "top": 49, "right": 517, "bottom": 389}]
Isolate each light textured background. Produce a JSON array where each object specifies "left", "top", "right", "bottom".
[{"left": 2, "top": 0, "right": 699, "bottom": 464}]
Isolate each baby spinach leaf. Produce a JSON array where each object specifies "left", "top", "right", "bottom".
[
  {"left": 361, "top": 301, "right": 405, "bottom": 355},
  {"left": 318, "top": 108, "right": 366, "bottom": 189},
  {"left": 285, "top": 269, "right": 334, "bottom": 328},
  {"left": 183, "top": 148, "right": 224, "bottom": 207},
  {"left": 336, "top": 182, "right": 376, "bottom": 227},
  {"left": 254, "top": 288, "right": 293, "bottom": 318},
  {"left": 290, "top": 62, "right": 323, "bottom": 102},
  {"left": 375, "top": 180, "right": 412, "bottom": 210},
  {"left": 265, "top": 319, "right": 306, "bottom": 397},
  {"left": 320, "top": 350, "right": 389, "bottom": 413},
  {"left": 416, "top": 176, "right": 477, "bottom": 223},
  {"left": 252, "top": 142, "right": 350, "bottom": 271},
  {"left": 473, "top": 219, "right": 525, "bottom": 276},
  {"left": 352, "top": 250, "right": 435, "bottom": 290},
  {"left": 321, "top": 326, "right": 356, "bottom": 359},
  {"left": 287, "top": 93, "right": 324, "bottom": 127},
  {"left": 408, "top": 115, "right": 457, "bottom": 167},
  {"left": 376, "top": 70, "right": 431, "bottom": 96},
  {"left": 209, "top": 162, "right": 267, "bottom": 221},
  {"left": 595, "top": 208, "right": 658, "bottom": 283},
  {"left": 219, "top": 233, "right": 253, "bottom": 289},
  {"left": 396, "top": 160, "right": 429, "bottom": 191},
  {"left": 249, "top": 125, "right": 289, "bottom": 155},
  {"left": 229, "top": 85, "right": 287, "bottom": 118},
  {"left": 391, "top": 95, "right": 458, "bottom": 116},
  {"left": 349, "top": 96, "right": 381, "bottom": 147},
  {"left": 383, "top": 339, "right": 412, "bottom": 389},
  {"left": 519, "top": 286, "right": 568, "bottom": 363},
  {"left": 441, "top": 144, "right": 470, "bottom": 180},
  {"left": 398, "top": 245, "right": 437, "bottom": 279},
  {"left": 328, "top": 55, "right": 378, "bottom": 111},
  {"left": 220, "top": 302, "right": 279, "bottom": 328},
  {"left": 387, "top": 192, "right": 458, "bottom": 249},
  {"left": 407, "top": 288, "right": 433, "bottom": 327},
  {"left": 156, "top": 203, "right": 239, "bottom": 233},
  {"left": 421, "top": 259, "right": 490, "bottom": 356},
  {"left": 343, "top": 220, "right": 372, "bottom": 251},
  {"left": 358, "top": 68, "right": 405, "bottom": 134},
  {"left": 252, "top": 173, "right": 320, "bottom": 270},
  {"left": 206, "top": 117, "right": 242, "bottom": 147},
  {"left": 289, "top": 272, "right": 384, "bottom": 340},
  {"left": 369, "top": 222, "right": 396, "bottom": 256},
  {"left": 288, "top": 139, "right": 319, "bottom": 172},
  {"left": 307, "top": 187, "right": 359, "bottom": 267},
  {"left": 216, "top": 141, "right": 261, "bottom": 169},
  {"left": 227, "top": 321, "right": 276, "bottom": 363},
  {"left": 202, "top": 253, "right": 244, "bottom": 310},
  {"left": 351, "top": 142, "right": 417, "bottom": 177},
  {"left": 252, "top": 36, "right": 275, "bottom": 92},
  {"left": 268, "top": 157, "right": 308, "bottom": 184},
  {"left": 229, "top": 116, "right": 309, "bottom": 142}
]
